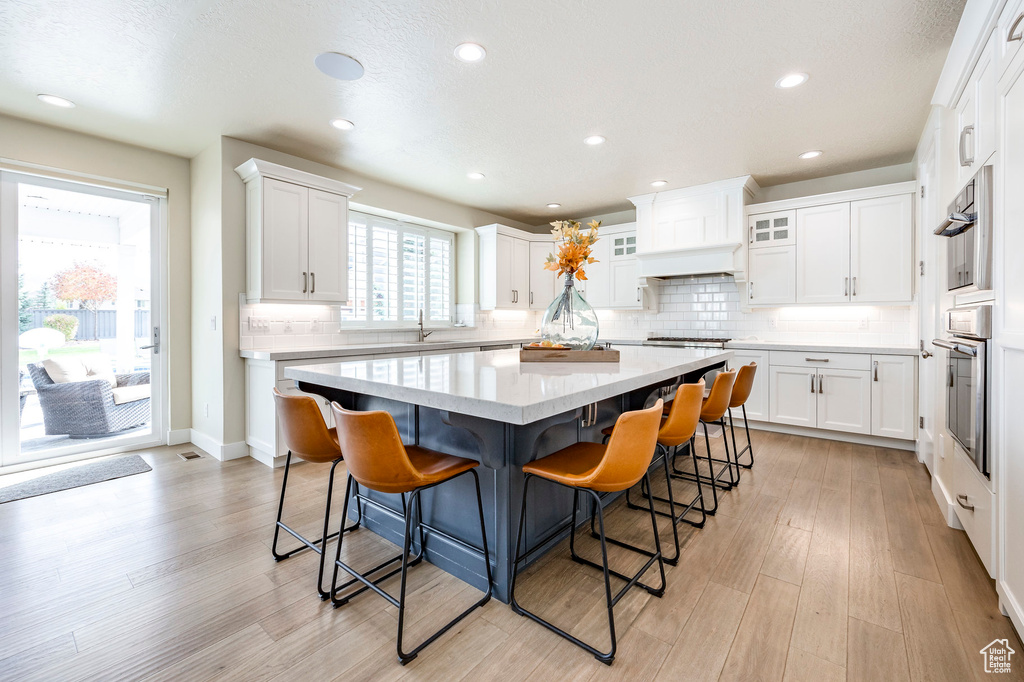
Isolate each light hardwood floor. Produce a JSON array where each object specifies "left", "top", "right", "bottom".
[{"left": 0, "top": 430, "right": 1019, "bottom": 681}]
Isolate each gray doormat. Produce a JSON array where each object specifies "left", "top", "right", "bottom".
[{"left": 0, "top": 455, "right": 152, "bottom": 504}]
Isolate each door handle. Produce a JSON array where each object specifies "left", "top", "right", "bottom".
[
  {"left": 140, "top": 327, "right": 160, "bottom": 355},
  {"left": 302, "top": 272, "right": 308, "bottom": 294},
  {"left": 1010, "top": 12, "right": 1024, "bottom": 42},
  {"left": 920, "top": 340, "right": 933, "bottom": 359},
  {"left": 818, "top": 374, "right": 823, "bottom": 393},
  {"left": 844, "top": 277, "right": 849, "bottom": 296},
  {"left": 873, "top": 360, "right": 879, "bottom": 381},
  {"left": 956, "top": 494, "right": 975, "bottom": 512},
  {"left": 310, "top": 272, "right": 315, "bottom": 294}
]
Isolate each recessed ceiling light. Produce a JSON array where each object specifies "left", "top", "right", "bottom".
[
  {"left": 330, "top": 118, "right": 354, "bottom": 130},
  {"left": 467, "top": 171, "right": 485, "bottom": 180},
  {"left": 37, "top": 94, "right": 75, "bottom": 108},
  {"left": 799, "top": 150, "right": 823, "bottom": 159},
  {"left": 583, "top": 135, "right": 606, "bottom": 146},
  {"left": 775, "top": 73, "right": 809, "bottom": 89},
  {"left": 454, "top": 43, "right": 486, "bottom": 63},
  {"left": 651, "top": 180, "right": 668, "bottom": 188},
  {"left": 546, "top": 203, "right": 561, "bottom": 209},
  {"left": 314, "top": 52, "right": 365, "bottom": 81}
]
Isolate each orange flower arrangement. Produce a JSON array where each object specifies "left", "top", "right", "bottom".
[{"left": 543, "top": 219, "right": 601, "bottom": 280}]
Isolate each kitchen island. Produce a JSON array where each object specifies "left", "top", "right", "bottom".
[{"left": 285, "top": 345, "right": 731, "bottom": 602}]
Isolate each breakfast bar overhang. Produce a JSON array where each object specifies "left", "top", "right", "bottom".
[{"left": 285, "top": 345, "right": 732, "bottom": 603}]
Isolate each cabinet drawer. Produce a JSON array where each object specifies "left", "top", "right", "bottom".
[
  {"left": 951, "top": 444, "right": 995, "bottom": 576},
  {"left": 769, "top": 350, "right": 870, "bottom": 371},
  {"left": 998, "top": 0, "right": 1024, "bottom": 81}
]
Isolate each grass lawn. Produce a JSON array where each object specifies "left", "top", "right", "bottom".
[{"left": 19, "top": 342, "right": 103, "bottom": 368}]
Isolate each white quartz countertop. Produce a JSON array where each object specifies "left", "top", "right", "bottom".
[
  {"left": 284, "top": 345, "right": 732, "bottom": 425},
  {"left": 725, "top": 340, "right": 919, "bottom": 356},
  {"left": 240, "top": 336, "right": 646, "bottom": 361}
]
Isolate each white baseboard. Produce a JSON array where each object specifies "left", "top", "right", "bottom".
[
  {"left": 248, "top": 445, "right": 287, "bottom": 468},
  {"left": 188, "top": 429, "right": 249, "bottom": 462},
  {"left": 997, "top": 581, "right": 1024, "bottom": 637},
  {"left": 166, "top": 428, "right": 191, "bottom": 446},
  {"left": 744, "top": 420, "right": 916, "bottom": 450}
]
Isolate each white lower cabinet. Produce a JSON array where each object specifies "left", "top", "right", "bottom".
[
  {"left": 769, "top": 366, "right": 817, "bottom": 427},
  {"left": 951, "top": 444, "right": 996, "bottom": 575},
  {"left": 762, "top": 350, "right": 915, "bottom": 439},
  {"left": 816, "top": 368, "right": 872, "bottom": 435},
  {"left": 870, "top": 354, "right": 917, "bottom": 440},
  {"left": 729, "top": 350, "right": 768, "bottom": 420}
]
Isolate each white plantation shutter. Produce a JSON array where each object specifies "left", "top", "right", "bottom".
[{"left": 343, "top": 211, "right": 455, "bottom": 325}]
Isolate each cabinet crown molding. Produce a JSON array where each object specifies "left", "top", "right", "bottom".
[
  {"left": 746, "top": 180, "right": 917, "bottom": 215},
  {"left": 628, "top": 174, "right": 759, "bottom": 206},
  {"left": 234, "top": 158, "right": 361, "bottom": 197}
]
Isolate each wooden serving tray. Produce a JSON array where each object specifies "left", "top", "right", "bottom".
[{"left": 519, "top": 346, "right": 620, "bottom": 363}]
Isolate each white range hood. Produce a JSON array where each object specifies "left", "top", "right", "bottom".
[{"left": 629, "top": 175, "right": 759, "bottom": 279}]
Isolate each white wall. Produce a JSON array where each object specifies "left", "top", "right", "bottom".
[{"left": 0, "top": 113, "right": 192, "bottom": 434}]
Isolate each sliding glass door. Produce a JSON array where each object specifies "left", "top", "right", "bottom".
[{"left": 0, "top": 171, "right": 164, "bottom": 468}]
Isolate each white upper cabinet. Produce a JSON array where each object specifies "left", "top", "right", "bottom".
[
  {"left": 584, "top": 235, "right": 611, "bottom": 308},
  {"left": 478, "top": 225, "right": 530, "bottom": 310},
  {"left": 956, "top": 35, "right": 996, "bottom": 187},
  {"left": 746, "top": 182, "right": 915, "bottom": 308},
  {"left": 747, "top": 245, "right": 796, "bottom": 305},
  {"left": 997, "top": 0, "right": 1024, "bottom": 80},
  {"left": 850, "top": 194, "right": 914, "bottom": 303},
  {"left": 528, "top": 241, "right": 558, "bottom": 310},
  {"left": 796, "top": 203, "right": 851, "bottom": 304},
  {"left": 235, "top": 159, "right": 359, "bottom": 304}
]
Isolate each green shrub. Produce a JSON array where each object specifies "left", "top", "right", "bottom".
[{"left": 44, "top": 314, "right": 79, "bottom": 341}]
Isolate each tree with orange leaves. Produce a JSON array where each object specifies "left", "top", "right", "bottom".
[{"left": 51, "top": 263, "right": 117, "bottom": 340}]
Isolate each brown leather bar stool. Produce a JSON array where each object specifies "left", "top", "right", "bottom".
[
  {"left": 599, "top": 379, "right": 707, "bottom": 565},
  {"left": 671, "top": 369, "right": 738, "bottom": 514},
  {"left": 328, "top": 403, "right": 492, "bottom": 665},
  {"left": 272, "top": 388, "right": 361, "bottom": 600},
  {"left": 726, "top": 362, "right": 758, "bottom": 469},
  {"left": 510, "top": 400, "right": 666, "bottom": 665}
]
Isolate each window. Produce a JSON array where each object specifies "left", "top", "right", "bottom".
[{"left": 340, "top": 212, "right": 455, "bottom": 325}]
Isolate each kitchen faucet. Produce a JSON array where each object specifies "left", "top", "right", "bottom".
[{"left": 418, "top": 309, "right": 434, "bottom": 342}]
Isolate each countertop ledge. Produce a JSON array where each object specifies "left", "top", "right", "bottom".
[
  {"left": 725, "top": 340, "right": 919, "bottom": 356},
  {"left": 240, "top": 336, "right": 647, "bottom": 361}
]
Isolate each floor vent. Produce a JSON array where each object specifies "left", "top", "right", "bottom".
[{"left": 178, "top": 451, "right": 202, "bottom": 461}]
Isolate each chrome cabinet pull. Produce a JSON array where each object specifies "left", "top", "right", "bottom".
[
  {"left": 818, "top": 374, "right": 823, "bottom": 393},
  {"left": 810, "top": 374, "right": 815, "bottom": 393},
  {"left": 310, "top": 272, "right": 315, "bottom": 294},
  {"left": 805, "top": 358, "right": 829, "bottom": 362},
  {"left": 749, "top": 281, "right": 754, "bottom": 300},
  {"left": 302, "top": 271, "right": 308, "bottom": 293},
  {"left": 749, "top": 225, "right": 754, "bottom": 244},
  {"left": 530, "top": 291, "right": 534, "bottom": 305},
  {"left": 959, "top": 125, "right": 975, "bottom": 167},
  {"left": 956, "top": 494, "right": 975, "bottom": 511},
  {"left": 637, "top": 287, "right": 641, "bottom": 302},
  {"left": 1009, "top": 12, "right": 1024, "bottom": 42},
  {"left": 873, "top": 360, "right": 879, "bottom": 381},
  {"left": 844, "top": 277, "right": 849, "bottom": 296},
  {"left": 852, "top": 276, "right": 857, "bottom": 296}
]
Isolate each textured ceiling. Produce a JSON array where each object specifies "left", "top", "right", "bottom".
[{"left": 0, "top": 0, "right": 964, "bottom": 224}]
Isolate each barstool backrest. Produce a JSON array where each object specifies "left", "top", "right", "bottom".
[
  {"left": 659, "top": 378, "right": 705, "bottom": 447},
  {"left": 730, "top": 362, "right": 758, "bottom": 408},
  {"left": 273, "top": 388, "right": 341, "bottom": 463},
  {"left": 700, "top": 369, "right": 738, "bottom": 422},
  {"left": 329, "top": 403, "right": 422, "bottom": 493},
  {"left": 587, "top": 399, "right": 665, "bottom": 492}
]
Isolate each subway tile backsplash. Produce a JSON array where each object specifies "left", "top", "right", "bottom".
[{"left": 238, "top": 275, "right": 917, "bottom": 350}]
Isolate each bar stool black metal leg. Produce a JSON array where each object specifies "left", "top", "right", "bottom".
[{"left": 730, "top": 406, "right": 755, "bottom": 469}]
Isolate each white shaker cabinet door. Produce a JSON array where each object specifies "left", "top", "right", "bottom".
[
  {"left": 747, "top": 245, "right": 796, "bottom": 305},
  {"left": 583, "top": 236, "right": 611, "bottom": 307},
  {"left": 730, "top": 350, "right": 769, "bottom": 421},
  {"left": 511, "top": 237, "right": 531, "bottom": 309},
  {"left": 494, "top": 233, "right": 517, "bottom": 308},
  {"left": 850, "top": 194, "right": 913, "bottom": 303},
  {"left": 262, "top": 178, "right": 309, "bottom": 301},
  {"left": 796, "top": 203, "right": 851, "bottom": 304},
  {"left": 816, "top": 369, "right": 872, "bottom": 434},
  {"left": 610, "top": 259, "right": 641, "bottom": 308},
  {"left": 770, "top": 366, "right": 817, "bottom": 427},
  {"left": 870, "top": 355, "right": 917, "bottom": 440},
  {"left": 529, "top": 241, "right": 558, "bottom": 310},
  {"left": 306, "top": 189, "right": 348, "bottom": 303}
]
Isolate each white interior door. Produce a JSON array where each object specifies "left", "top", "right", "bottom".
[
  {"left": 796, "top": 203, "right": 851, "bottom": 303},
  {"left": 0, "top": 171, "right": 165, "bottom": 468},
  {"left": 916, "top": 139, "right": 938, "bottom": 469}
]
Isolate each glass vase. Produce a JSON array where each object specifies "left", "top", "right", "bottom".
[{"left": 540, "top": 273, "right": 599, "bottom": 350}]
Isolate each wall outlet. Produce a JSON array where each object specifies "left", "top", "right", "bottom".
[
  {"left": 859, "top": 317, "right": 868, "bottom": 330},
  {"left": 768, "top": 317, "right": 777, "bottom": 330},
  {"left": 283, "top": 320, "right": 292, "bottom": 333},
  {"left": 204, "top": 403, "right": 209, "bottom": 418},
  {"left": 311, "top": 317, "right": 321, "bottom": 332},
  {"left": 210, "top": 316, "right": 217, "bottom": 331}
]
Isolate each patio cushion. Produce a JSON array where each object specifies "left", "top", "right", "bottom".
[
  {"left": 112, "top": 384, "right": 150, "bottom": 405},
  {"left": 42, "top": 357, "right": 88, "bottom": 384}
]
